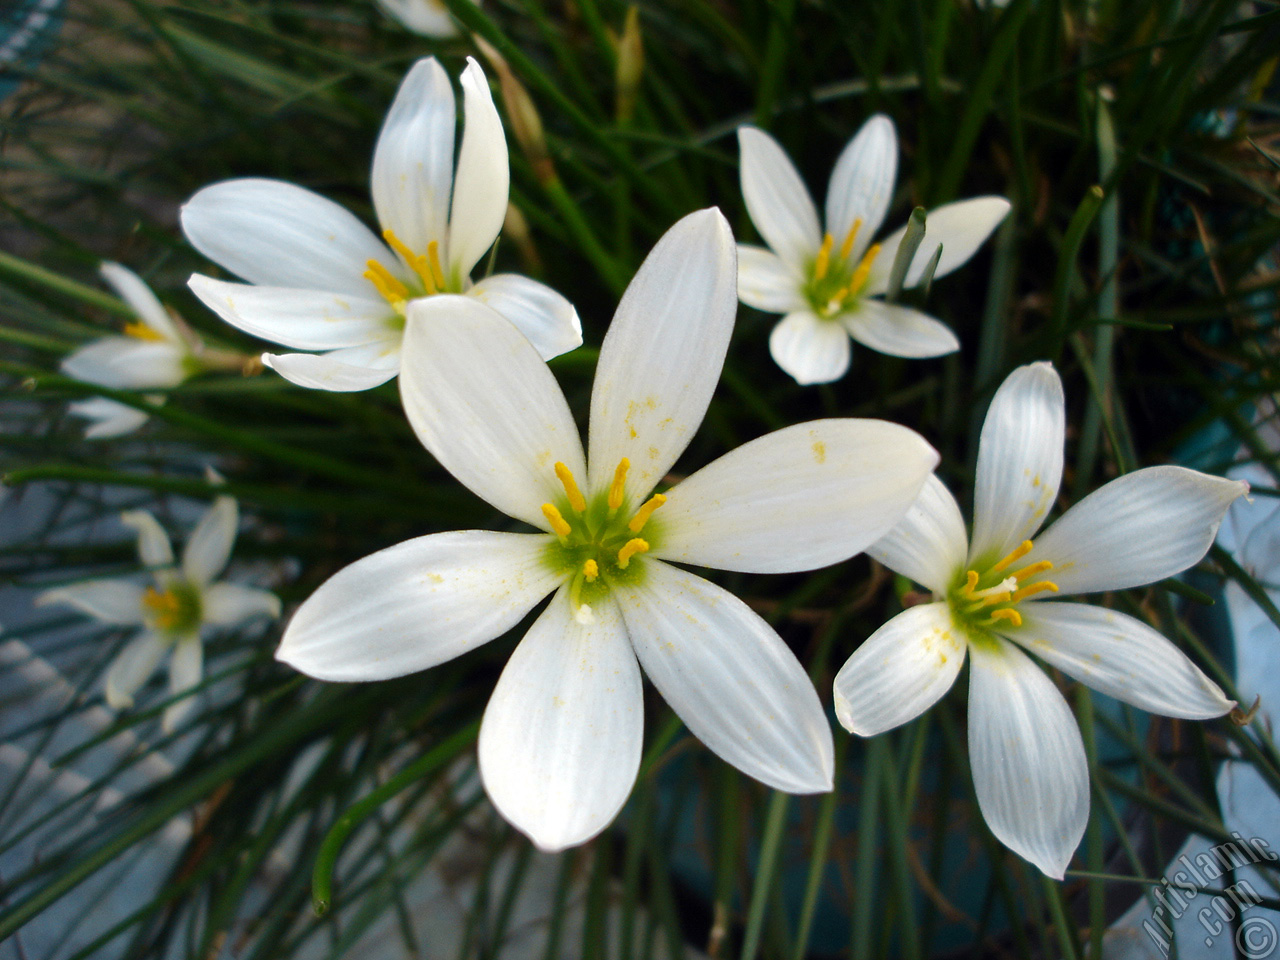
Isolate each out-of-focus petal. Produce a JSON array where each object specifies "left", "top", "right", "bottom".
[
  {"left": 120, "top": 510, "right": 175, "bottom": 568},
  {"left": 447, "top": 58, "right": 509, "bottom": 282},
  {"left": 825, "top": 114, "right": 897, "bottom": 265},
  {"left": 100, "top": 262, "right": 180, "bottom": 341},
  {"left": 967, "top": 637, "right": 1089, "bottom": 879},
  {"left": 188, "top": 276, "right": 392, "bottom": 350},
  {"left": 841, "top": 300, "right": 959, "bottom": 359},
  {"left": 654, "top": 419, "right": 937, "bottom": 573},
  {"left": 163, "top": 636, "right": 203, "bottom": 733},
  {"left": 62, "top": 339, "right": 187, "bottom": 390},
  {"left": 202, "top": 582, "right": 282, "bottom": 627},
  {"left": 617, "top": 561, "right": 833, "bottom": 793},
  {"left": 276, "top": 530, "right": 560, "bottom": 681},
  {"left": 867, "top": 474, "right": 969, "bottom": 595},
  {"left": 35, "top": 579, "right": 145, "bottom": 625},
  {"left": 866, "top": 197, "right": 1012, "bottom": 293},
  {"left": 400, "top": 295, "right": 585, "bottom": 530},
  {"left": 68, "top": 397, "right": 152, "bottom": 438},
  {"left": 737, "top": 126, "right": 822, "bottom": 270},
  {"left": 104, "top": 631, "right": 167, "bottom": 709},
  {"left": 182, "top": 495, "right": 238, "bottom": 587},
  {"left": 479, "top": 588, "right": 643, "bottom": 851},
  {"left": 736, "top": 244, "right": 806, "bottom": 313},
  {"left": 467, "top": 273, "right": 583, "bottom": 360},
  {"left": 586, "top": 209, "right": 736, "bottom": 506},
  {"left": 768, "top": 310, "right": 851, "bottom": 385},
  {"left": 832, "top": 602, "right": 965, "bottom": 735}
]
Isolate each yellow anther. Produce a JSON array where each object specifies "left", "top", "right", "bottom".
[
  {"left": 383, "top": 229, "right": 436, "bottom": 293},
  {"left": 960, "top": 570, "right": 980, "bottom": 596},
  {"left": 364, "top": 259, "right": 410, "bottom": 303},
  {"left": 582, "top": 559, "right": 599, "bottom": 582},
  {"left": 541, "top": 503, "right": 572, "bottom": 539},
  {"left": 980, "top": 591, "right": 1012, "bottom": 608},
  {"left": 142, "top": 587, "right": 181, "bottom": 630},
  {"left": 123, "top": 321, "right": 165, "bottom": 342},
  {"left": 838, "top": 218, "right": 863, "bottom": 261},
  {"left": 628, "top": 493, "right": 667, "bottom": 533},
  {"left": 427, "top": 240, "right": 448, "bottom": 291},
  {"left": 990, "top": 540, "right": 1035, "bottom": 574},
  {"left": 813, "top": 233, "right": 835, "bottom": 281},
  {"left": 848, "top": 242, "right": 881, "bottom": 295},
  {"left": 616, "top": 537, "right": 649, "bottom": 569},
  {"left": 988, "top": 608, "right": 1023, "bottom": 627},
  {"left": 554, "top": 462, "right": 587, "bottom": 513},
  {"left": 1010, "top": 580, "right": 1060, "bottom": 603},
  {"left": 608, "top": 458, "right": 630, "bottom": 512},
  {"left": 1013, "top": 559, "right": 1055, "bottom": 582}
]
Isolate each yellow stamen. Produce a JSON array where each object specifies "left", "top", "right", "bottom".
[
  {"left": 582, "top": 559, "right": 599, "bottom": 582},
  {"left": 627, "top": 493, "right": 667, "bottom": 533},
  {"left": 838, "top": 218, "right": 863, "bottom": 261},
  {"left": 383, "top": 229, "right": 436, "bottom": 294},
  {"left": 990, "top": 540, "right": 1034, "bottom": 575},
  {"left": 848, "top": 242, "right": 881, "bottom": 295},
  {"left": 541, "top": 503, "right": 572, "bottom": 539},
  {"left": 960, "top": 570, "right": 980, "bottom": 597},
  {"left": 989, "top": 608, "right": 1023, "bottom": 627},
  {"left": 1012, "top": 559, "right": 1055, "bottom": 582},
  {"left": 813, "top": 233, "right": 835, "bottom": 281},
  {"left": 608, "top": 458, "right": 630, "bottom": 512},
  {"left": 554, "top": 462, "right": 587, "bottom": 513},
  {"left": 979, "top": 591, "right": 1012, "bottom": 608},
  {"left": 616, "top": 537, "right": 649, "bottom": 569},
  {"left": 364, "top": 259, "right": 410, "bottom": 303},
  {"left": 427, "top": 240, "right": 447, "bottom": 291},
  {"left": 123, "top": 321, "right": 165, "bottom": 342},
  {"left": 142, "top": 586, "right": 181, "bottom": 630},
  {"left": 1010, "top": 581, "right": 1060, "bottom": 603}
]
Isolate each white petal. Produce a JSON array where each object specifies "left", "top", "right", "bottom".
[
  {"left": 867, "top": 473, "right": 969, "bottom": 594},
  {"left": 967, "top": 638, "right": 1089, "bottom": 879},
  {"left": 1031, "top": 466, "right": 1248, "bottom": 596},
  {"left": 842, "top": 300, "right": 960, "bottom": 359},
  {"left": 467, "top": 273, "right": 583, "bottom": 360},
  {"left": 654, "top": 419, "right": 938, "bottom": 573},
  {"left": 479, "top": 587, "right": 643, "bottom": 851},
  {"left": 120, "top": 510, "right": 174, "bottom": 568},
  {"left": 824, "top": 114, "right": 897, "bottom": 264},
  {"left": 586, "top": 209, "right": 737, "bottom": 503},
  {"left": 376, "top": 0, "right": 460, "bottom": 36},
  {"left": 99, "top": 262, "right": 179, "bottom": 341},
  {"left": 35, "top": 579, "right": 145, "bottom": 625},
  {"left": 1008, "top": 602, "right": 1234, "bottom": 718},
  {"left": 400, "top": 295, "right": 586, "bottom": 530},
  {"left": 181, "top": 178, "right": 392, "bottom": 297},
  {"left": 202, "top": 582, "right": 281, "bottom": 626},
  {"left": 262, "top": 346, "right": 400, "bottom": 392},
  {"left": 832, "top": 602, "right": 966, "bottom": 735},
  {"left": 867, "top": 196, "right": 1011, "bottom": 294},
  {"left": 447, "top": 58, "right": 509, "bottom": 282},
  {"left": 969, "top": 362, "right": 1064, "bottom": 565},
  {"left": 62, "top": 338, "right": 187, "bottom": 390},
  {"left": 736, "top": 244, "right": 806, "bottom": 313},
  {"left": 68, "top": 397, "right": 152, "bottom": 438},
  {"left": 769, "top": 311, "right": 851, "bottom": 385},
  {"left": 277, "top": 530, "right": 560, "bottom": 682},
  {"left": 104, "top": 632, "right": 167, "bottom": 709},
  {"left": 182, "top": 495, "right": 238, "bottom": 586},
  {"left": 737, "top": 126, "right": 822, "bottom": 270},
  {"left": 188, "top": 276, "right": 392, "bottom": 350},
  {"left": 371, "top": 57, "right": 456, "bottom": 259},
  {"left": 616, "top": 561, "right": 833, "bottom": 793},
  {"left": 164, "top": 637, "right": 203, "bottom": 733}
]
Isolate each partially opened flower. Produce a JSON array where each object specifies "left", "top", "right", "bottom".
[
  {"left": 833, "top": 362, "right": 1246, "bottom": 878},
  {"left": 182, "top": 56, "right": 581, "bottom": 392},
  {"left": 375, "top": 0, "right": 477, "bottom": 38},
  {"left": 36, "top": 493, "right": 280, "bottom": 731},
  {"left": 737, "top": 117, "right": 1010, "bottom": 384},
  {"left": 277, "top": 209, "right": 940, "bottom": 850}
]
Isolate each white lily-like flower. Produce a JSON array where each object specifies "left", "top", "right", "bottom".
[
  {"left": 62, "top": 263, "right": 194, "bottom": 438},
  {"left": 833, "top": 362, "right": 1247, "bottom": 878},
  {"left": 277, "top": 209, "right": 940, "bottom": 850},
  {"left": 375, "top": 0, "right": 477, "bottom": 37},
  {"left": 737, "top": 117, "right": 1010, "bottom": 384},
  {"left": 36, "top": 494, "right": 281, "bottom": 732},
  {"left": 181, "top": 56, "right": 582, "bottom": 392}
]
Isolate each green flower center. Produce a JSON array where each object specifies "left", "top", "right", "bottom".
[
  {"left": 141, "top": 579, "right": 202, "bottom": 636},
  {"left": 803, "top": 218, "right": 881, "bottom": 320},
  {"left": 363, "top": 228, "right": 463, "bottom": 316},
  {"left": 946, "top": 539, "right": 1059, "bottom": 642},
  {"left": 540, "top": 458, "right": 667, "bottom": 622}
]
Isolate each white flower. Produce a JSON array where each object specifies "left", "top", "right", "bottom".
[
  {"left": 61, "top": 263, "right": 193, "bottom": 438},
  {"left": 36, "top": 495, "right": 281, "bottom": 732},
  {"left": 832, "top": 362, "right": 1246, "bottom": 878},
  {"left": 375, "top": 0, "right": 477, "bottom": 37},
  {"left": 181, "top": 57, "right": 581, "bottom": 392},
  {"left": 276, "top": 209, "right": 940, "bottom": 850},
  {"left": 736, "top": 117, "right": 1010, "bottom": 384}
]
